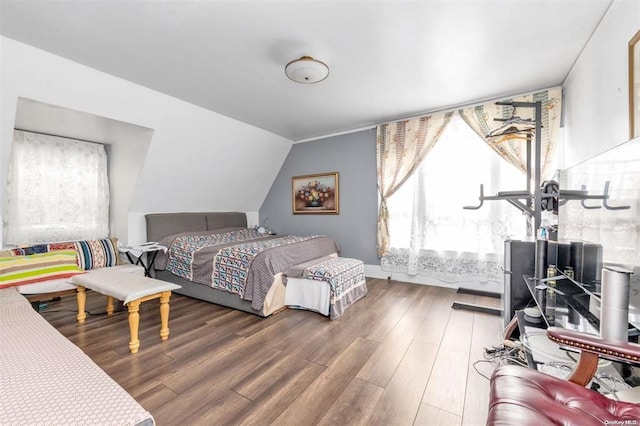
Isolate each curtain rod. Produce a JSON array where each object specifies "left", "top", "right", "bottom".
[
  {"left": 377, "top": 85, "right": 562, "bottom": 127},
  {"left": 13, "top": 128, "right": 103, "bottom": 145}
]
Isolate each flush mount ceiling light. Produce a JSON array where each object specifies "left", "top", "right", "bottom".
[{"left": 284, "top": 56, "right": 329, "bottom": 84}]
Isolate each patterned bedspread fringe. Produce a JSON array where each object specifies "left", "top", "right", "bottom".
[{"left": 301, "top": 257, "right": 367, "bottom": 319}]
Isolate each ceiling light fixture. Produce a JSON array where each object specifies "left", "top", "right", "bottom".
[{"left": 284, "top": 56, "right": 329, "bottom": 84}]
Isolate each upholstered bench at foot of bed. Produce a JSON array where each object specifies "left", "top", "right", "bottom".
[{"left": 284, "top": 257, "right": 368, "bottom": 319}]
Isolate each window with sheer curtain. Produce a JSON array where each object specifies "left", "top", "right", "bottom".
[
  {"left": 3, "top": 130, "right": 110, "bottom": 245},
  {"left": 380, "top": 113, "right": 528, "bottom": 285}
]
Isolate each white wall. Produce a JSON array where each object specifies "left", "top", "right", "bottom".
[
  {"left": 562, "top": 0, "right": 640, "bottom": 167},
  {"left": 1, "top": 37, "right": 293, "bottom": 245},
  {"left": 108, "top": 129, "right": 154, "bottom": 242}
]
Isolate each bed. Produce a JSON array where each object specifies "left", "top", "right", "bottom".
[{"left": 146, "top": 212, "right": 340, "bottom": 317}]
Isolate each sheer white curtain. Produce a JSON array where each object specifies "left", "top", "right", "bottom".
[
  {"left": 381, "top": 113, "right": 528, "bottom": 285},
  {"left": 4, "top": 130, "right": 110, "bottom": 244},
  {"left": 376, "top": 113, "right": 453, "bottom": 257}
]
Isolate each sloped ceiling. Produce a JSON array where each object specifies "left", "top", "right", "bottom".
[
  {"left": 13, "top": 98, "right": 152, "bottom": 144},
  {"left": 0, "top": 0, "right": 612, "bottom": 141}
]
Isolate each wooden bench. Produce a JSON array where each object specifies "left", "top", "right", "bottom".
[{"left": 72, "top": 269, "right": 180, "bottom": 354}]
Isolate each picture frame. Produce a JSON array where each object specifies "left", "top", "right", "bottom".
[
  {"left": 292, "top": 172, "right": 339, "bottom": 214},
  {"left": 629, "top": 29, "right": 640, "bottom": 139}
]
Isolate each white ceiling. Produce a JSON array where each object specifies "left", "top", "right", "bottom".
[{"left": 0, "top": 0, "right": 613, "bottom": 141}]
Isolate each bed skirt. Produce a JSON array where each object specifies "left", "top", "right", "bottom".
[{"left": 154, "top": 270, "right": 286, "bottom": 317}]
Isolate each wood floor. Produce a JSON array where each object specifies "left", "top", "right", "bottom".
[{"left": 41, "top": 278, "right": 503, "bottom": 426}]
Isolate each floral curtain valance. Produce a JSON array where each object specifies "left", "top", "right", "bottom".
[
  {"left": 458, "top": 86, "right": 562, "bottom": 179},
  {"left": 375, "top": 87, "right": 561, "bottom": 259},
  {"left": 376, "top": 112, "right": 453, "bottom": 257}
]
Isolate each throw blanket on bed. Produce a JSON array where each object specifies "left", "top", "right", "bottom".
[
  {"left": 166, "top": 228, "right": 267, "bottom": 280},
  {"left": 298, "top": 257, "right": 367, "bottom": 319},
  {"left": 160, "top": 229, "right": 340, "bottom": 310},
  {"left": 212, "top": 235, "right": 320, "bottom": 297}
]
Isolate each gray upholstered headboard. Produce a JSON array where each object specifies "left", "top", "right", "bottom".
[{"left": 145, "top": 212, "right": 247, "bottom": 242}]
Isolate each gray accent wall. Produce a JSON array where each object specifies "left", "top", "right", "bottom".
[{"left": 259, "top": 129, "right": 379, "bottom": 265}]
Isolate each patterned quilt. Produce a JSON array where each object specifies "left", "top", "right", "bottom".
[
  {"left": 166, "top": 228, "right": 267, "bottom": 281},
  {"left": 157, "top": 229, "right": 340, "bottom": 310},
  {"left": 212, "top": 235, "right": 321, "bottom": 297},
  {"left": 300, "top": 257, "right": 368, "bottom": 319}
]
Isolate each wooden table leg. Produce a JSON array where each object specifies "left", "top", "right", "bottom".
[
  {"left": 159, "top": 291, "right": 172, "bottom": 340},
  {"left": 76, "top": 286, "right": 87, "bottom": 323},
  {"left": 127, "top": 299, "right": 141, "bottom": 354},
  {"left": 106, "top": 296, "right": 114, "bottom": 315}
]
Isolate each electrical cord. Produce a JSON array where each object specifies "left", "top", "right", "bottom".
[
  {"left": 573, "top": 347, "right": 632, "bottom": 400},
  {"left": 593, "top": 371, "right": 630, "bottom": 400},
  {"left": 473, "top": 343, "right": 528, "bottom": 381},
  {"left": 540, "top": 354, "right": 630, "bottom": 400},
  {"left": 480, "top": 327, "right": 632, "bottom": 399}
]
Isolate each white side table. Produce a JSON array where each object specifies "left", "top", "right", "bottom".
[{"left": 119, "top": 242, "right": 167, "bottom": 277}]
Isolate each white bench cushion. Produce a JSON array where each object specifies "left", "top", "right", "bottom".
[{"left": 72, "top": 269, "right": 180, "bottom": 304}]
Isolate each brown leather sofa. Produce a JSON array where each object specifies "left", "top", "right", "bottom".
[{"left": 487, "top": 327, "right": 640, "bottom": 425}]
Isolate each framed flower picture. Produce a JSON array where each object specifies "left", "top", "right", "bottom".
[{"left": 292, "top": 172, "right": 339, "bottom": 214}]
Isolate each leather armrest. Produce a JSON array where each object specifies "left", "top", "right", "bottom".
[
  {"left": 546, "top": 327, "right": 640, "bottom": 386},
  {"left": 547, "top": 326, "right": 640, "bottom": 365}
]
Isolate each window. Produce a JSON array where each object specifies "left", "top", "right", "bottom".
[
  {"left": 381, "top": 113, "right": 527, "bottom": 284},
  {"left": 4, "top": 130, "right": 110, "bottom": 244}
]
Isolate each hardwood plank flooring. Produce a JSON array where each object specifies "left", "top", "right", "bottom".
[{"left": 41, "top": 278, "right": 503, "bottom": 425}]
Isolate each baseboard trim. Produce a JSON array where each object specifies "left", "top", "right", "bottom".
[
  {"left": 456, "top": 287, "right": 501, "bottom": 298},
  {"left": 451, "top": 301, "right": 502, "bottom": 316},
  {"left": 364, "top": 264, "right": 503, "bottom": 294}
]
